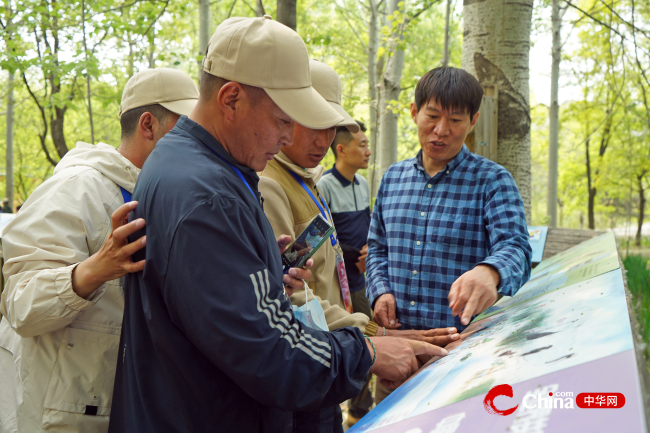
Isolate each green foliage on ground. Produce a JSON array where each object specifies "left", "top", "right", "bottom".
[{"left": 622, "top": 254, "right": 650, "bottom": 372}]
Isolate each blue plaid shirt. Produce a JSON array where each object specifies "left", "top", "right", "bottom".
[{"left": 366, "top": 145, "right": 531, "bottom": 330}]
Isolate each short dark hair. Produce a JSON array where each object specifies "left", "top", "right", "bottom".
[
  {"left": 331, "top": 121, "right": 367, "bottom": 159},
  {"left": 120, "top": 104, "right": 173, "bottom": 139},
  {"left": 200, "top": 72, "right": 228, "bottom": 101},
  {"left": 414, "top": 67, "right": 483, "bottom": 118},
  {"left": 199, "top": 71, "right": 264, "bottom": 105}
]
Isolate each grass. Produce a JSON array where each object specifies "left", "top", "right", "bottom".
[{"left": 622, "top": 254, "right": 650, "bottom": 373}]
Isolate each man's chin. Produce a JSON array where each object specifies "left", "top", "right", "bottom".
[{"left": 252, "top": 159, "right": 270, "bottom": 173}]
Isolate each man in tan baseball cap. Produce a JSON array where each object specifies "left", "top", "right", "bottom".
[
  {"left": 109, "top": 16, "right": 445, "bottom": 433},
  {"left": 0, "top": 68, "right": 198, "bottom": 433}
]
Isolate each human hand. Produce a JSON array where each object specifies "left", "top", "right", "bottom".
[
  {"left": 448, "top": 265, "right": 500, "bottom": 326},
  {"left": 277, "top": 234, "right": 313, "bottom": 297},
  {"left": 355, "top": 244, "right": 368, "bottom": 274},
  {"left": 384, "top": 327, "right": 459, "bottom": 347},
  {"left": 71, "top": 201, "right": 146, "bottom": 299},
  {"left": 372, "top": 293, "right": 400, "bottom": 329},
  {"left": 367, "top": 337, "right": 448, "bottom": 389}
]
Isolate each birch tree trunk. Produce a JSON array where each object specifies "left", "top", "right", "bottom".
[
  {"left": 462, "top": 0, "right": 534, "bottom": 222},
  {"left": 442, "top": 0, "right": 452, "bottom": 67},
  {"left": 6, "top": 70, "right": 14, "bottom": 210},
  {"left": 367, "top": 0, "right": 380, "bottom": 198},
  {"left": 547, "top": 0, "right": 561, "bottom": 227},
  {"left": 636, "top": 173, "right": 646, "bottom": 246},
  {"left": 198, "top": 0, "right": 210, "bottom": 81},
  {"left": 376, "top": 0, "right": 406, "bottom": 189},
  {"left": 81, "top": 0, "right": 94, "bottom": 144},
  {"left": 256, "top": 0, "right": 265, "bottom": 17}
]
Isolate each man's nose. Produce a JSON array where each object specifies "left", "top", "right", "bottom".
[
  {"left": 281, "top": 122, "right": 296, "bottom": 147},
  {"left": 433, "top": 118, "right": 449, "bottom": 136}
]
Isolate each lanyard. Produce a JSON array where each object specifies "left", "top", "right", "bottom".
[
  {"left": 287, "top": 170, "right": 337, "bottom": 247},
  {"left": 205, "top": 145, "right": 258, "bottom": 203},
  {"left": 120, "top": 187, "right": 132, "bottom": 203}
]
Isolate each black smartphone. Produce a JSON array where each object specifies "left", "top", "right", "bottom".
[{"left": 281, "top": 214, "right": 335, "bottom": 274}]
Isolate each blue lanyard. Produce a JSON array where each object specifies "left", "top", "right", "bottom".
[
  {"left": 287, "top": 170, "right": 337, "bottom": 247},
  {"left": 120, "top": 187, "right": 132, "bottom": 203},
  {"left": 205, "top": 145, "right": 258, "bottom": 203}
]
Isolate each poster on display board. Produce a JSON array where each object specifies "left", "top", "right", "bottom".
[
  {"left": 528, "top": 226, "right": 548, "bottom": 264},
  {"left": 349, "top": 232, "right": 646, "bottom": 433}
]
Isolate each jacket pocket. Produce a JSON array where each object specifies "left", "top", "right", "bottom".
[{"left": 41, "top": 327, "right": 119, "bottom": 430}]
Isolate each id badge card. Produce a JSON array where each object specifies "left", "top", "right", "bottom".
[{"left": 334, "top": 243, "right": 353, "bottom": 314}]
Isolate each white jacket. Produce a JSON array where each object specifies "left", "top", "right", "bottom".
[{"left": 0, "top": 142, "right": 139, "bottom": 433}]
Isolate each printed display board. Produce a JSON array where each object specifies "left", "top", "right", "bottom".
[
  {"left": 349, "top": 232, "right": 647, "bottom": 433},
  {"left": 528, "top": 226, "right": 549, "bottom": 263}
]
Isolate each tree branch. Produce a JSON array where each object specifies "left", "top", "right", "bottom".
[
  {"left": 597, "top": 0, "right": 650, "bottom": 40},
  {"left": 335, "top": 1, "right": 367, "bottom": 53},
  {"left": 141, "top": 0, "right": 170, "bottom": 37},
  {"left": 22, "top": 72, "right": 58, "bottom": 166},
  {"left": 239, "top": 0, "right": 257, "bottom": 14},
  {"left": 563, "top": 0, "right": 623, "bottom": 38},
  {"left": 339, "top": 53, "right": 368, "bottom": 72},
  {"left": 227, "top": 0, "right": 238, "bottom": 18}
]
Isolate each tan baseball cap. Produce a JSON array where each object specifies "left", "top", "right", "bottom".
[
  {"left": 119, "top": 68, "right": 199, "bottom": 117},
  {"left": 309, "top": 60, "right": 359, "bottom": 133},
  {"left": 202, "top": 16, "right": 343, "bottom": 130}
]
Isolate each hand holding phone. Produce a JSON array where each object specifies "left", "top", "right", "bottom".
[
  {"left": 277, "top": 235, "right": 313, "bottom": 297},
  {"left": 281, "top": 214, "right": 334, "bottom": 274}
]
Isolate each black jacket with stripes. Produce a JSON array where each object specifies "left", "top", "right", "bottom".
[{"left": 109, "top": 117, "right": 371, "bottom": 433}]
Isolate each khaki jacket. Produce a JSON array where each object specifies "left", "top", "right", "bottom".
[
  {"left": 259, "top": 152, "right": 370, "bottom": 333},
  {"left": 0, "top": 142, "right": 139, "bottom": 433}
]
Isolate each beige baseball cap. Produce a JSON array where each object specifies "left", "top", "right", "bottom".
[
  {"left": 309, "top": 60, "right": 359, "bottom": 133},
  {"left": 202, "top": 16, "right": 343, "bottom": 130},
  {"left": 119, "top": 68, "right": 199, "bottom": 117}
]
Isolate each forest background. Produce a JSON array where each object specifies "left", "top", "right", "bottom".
[{"left": 1, "top": 0, "right": 650, "bottom": 247}]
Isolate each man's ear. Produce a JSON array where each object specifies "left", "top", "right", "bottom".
[
  {"left": 469, "top": 111, "right": 480, "bottom": 133},
  {"left": 336, "top": 143, "right": 346, "bottom": 158},
  {"left": 138, "top": 112, "right": 157, "bottom": 141},
  {"left": 217, "top": 82, "right": 242, "bottom": 122},
  {"left": 410, "top": 102, "right": 418, "bottom": 123}
]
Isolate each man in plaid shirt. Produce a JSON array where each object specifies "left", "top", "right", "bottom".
[{"left": 367, "top": 67, "right": 532, "bottom": 340}]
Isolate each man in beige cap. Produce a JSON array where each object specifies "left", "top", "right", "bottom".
[
  {"left": 259, "top": 59, "right": 459, "bottom": 430},
  {"left": 0, "top": 68, "right": 198, "bottom": 433},
  {"left": 109, "top": 17, "right": 446, "bottom": 433}
]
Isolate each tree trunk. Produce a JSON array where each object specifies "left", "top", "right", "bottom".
[
  {"left": 276, "top": 0, "right": 296, "bottom": 31},
  {"left": 636, "top": 174, "right": 646, "bottom": 246},
  {"left": 462, "top": 0, "right": 534, "bottom": 222},
  {"left": 376, "top": 0, "right": 405, "bottom": 188},
  {"left": 367, "top": 0, "right": 380, "bottom": 198},
  {"left": 256, "top": 0, "right": 265, "bottom": 16},
  {"left": 5, "top": 70, "right": 14, "bottom": 211},
  {"left": 198, "top": 0, "right": 210, "bottom": 82},
  {"left": 81, "top": 0, "right": 94, "bottom": 144},
  {"left": 585, "top": 138, "right": 596, "bottom": 230},
  {"left": 442, "top": 0, "right": 451, "bottom": 67},
  {"left": 547, "top": 0, "right": 561, "bottom": 227},
  {"left": 148, "top": 30, "right": 155, "bottom": 68}
]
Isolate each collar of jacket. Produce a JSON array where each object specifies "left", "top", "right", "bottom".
[
  {"left": 272, "top": 150, "right": 324, "bottom": 185},
  {"left": 176, "top": 116, "right": 259, "bottom": 184},
  {"left": 55, "top": 142, "right": 140, "bottom": 193},
  {"left": 329, "top": 164, "right": 359, "bottom": 187}
]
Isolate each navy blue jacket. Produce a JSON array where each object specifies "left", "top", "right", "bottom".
[
  {"left": 109, "top": 117, "right": 370, "bottom": 433},
  {"left": 318, "top": 166, "right": 371, "bottom": 292}
]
